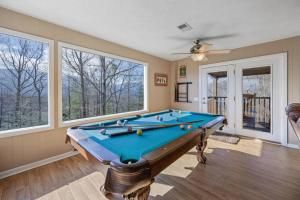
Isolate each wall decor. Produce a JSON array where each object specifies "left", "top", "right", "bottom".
[
  {"left": 178, "top": 65, "right": 187, "bottom": 79},
  {"left": 154, "top": 73, "right": 168, "bottom": 86}
]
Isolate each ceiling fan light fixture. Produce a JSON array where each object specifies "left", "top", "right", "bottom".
[{"left": 191, "top": 53, "right": 206, "bottom": 61}]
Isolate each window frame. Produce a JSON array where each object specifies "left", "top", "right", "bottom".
[
  {"left": 58, "top": 42, "right": 149, "bottom": 127},
  {"left": 0, "top": 27, "right": 55, "bottom": 138}
]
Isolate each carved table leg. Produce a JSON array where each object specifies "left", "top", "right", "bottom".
[
  {"left": 100, "top": 185, "right": 112, "bottom": 198},
  {"left": 197, "top": 134, "right": 208, "bottom": 164},
  {"left": 123, "top": 185, "right": 151, "bottom": 200}
]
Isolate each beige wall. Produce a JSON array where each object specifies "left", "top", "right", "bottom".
[
  {"left": 1, "top": 6, "right": 300, "bottom": 173},
  {"left": 170, "top": 36, "right": 300, "bottom": 145},
  {"left": 0, "top": 8, "right": 171, "bottom": 172}
]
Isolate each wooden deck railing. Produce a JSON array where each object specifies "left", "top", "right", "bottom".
[
  {"left": 207, "top": 96, "right": 227, "bottom": 116},
  {"left": 208, "top": 96, "right": 271, "bottom": 129},
  {"left": 243, "top": 97, "right": 271, "bottom": 124}
]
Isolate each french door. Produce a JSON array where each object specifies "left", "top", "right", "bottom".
[
  {"left": 200, "top": 53, "right": 287, "bottom": 143},
  {"left": 201, "top": 65, "right": 235, "bottom": 133}
]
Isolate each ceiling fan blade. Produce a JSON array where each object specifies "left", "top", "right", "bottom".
[
  {"left": 171, "top": 53, "right": 192, "bottom": 55},
  {"left": 197, "top": 34, "right": 236, "bottom": 42},
  {"left": 169, "top": 34, "right": 236, "bottom": 42},
  {"left": 199, "top": 43, "right": 213, "bottom": 51},
  {"left": 204, "top": 49, "right": 231, "bottom": 54}
]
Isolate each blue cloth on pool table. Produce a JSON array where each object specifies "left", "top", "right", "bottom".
[{"left": 89, "top": 111, "right": 218, "bottom": 162}]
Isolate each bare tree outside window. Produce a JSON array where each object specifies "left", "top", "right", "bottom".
[
  {"left": 0, "top": 33, "right": 49, "bottom": 131},
  {"left": 61, "top": 47, "right": 144, "bottom": 121}
]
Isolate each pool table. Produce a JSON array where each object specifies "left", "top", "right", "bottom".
[{"left": 66, "top": 110, "right": 225, "bottom": 199}]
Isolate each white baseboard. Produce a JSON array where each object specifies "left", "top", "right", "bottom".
[
  {"left": 0, "top": 151, "right": 79, "bottom": 180},
  {"left": 286, "top": 143, "right": 299, "bottom": 149}
]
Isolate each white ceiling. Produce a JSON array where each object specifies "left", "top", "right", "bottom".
[{"left": 1, "top": 0, "right": 300, "bottom": 61}]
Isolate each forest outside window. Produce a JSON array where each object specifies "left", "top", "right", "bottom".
[
  {"left": 60, "top": 43, "right": 146, "bottom": 123},
  {"left": 0, "top": 29, "right": 53, "bottom": 135}
]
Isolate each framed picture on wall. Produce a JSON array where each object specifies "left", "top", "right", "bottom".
[
  {"left": 178, "top": 65, "right": 187, "bottom": 79},
  {"left": 154, "top": 73, "right": 168, "bottom": 86}
]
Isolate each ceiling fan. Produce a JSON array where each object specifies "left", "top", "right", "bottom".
[{"left": 172, "top": 39, "right": 231, "bottom": 61}]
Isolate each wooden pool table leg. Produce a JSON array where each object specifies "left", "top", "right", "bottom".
[
  {"left": 101, "top": 179, "right": 153, "bottom": 200},
  {"left": 122, "top": 184, "right": 151, "bottom": 200},
  {"left": 196, "top": 133, "right": 208, "bottom": 164},
  {"left": 100, "top": 184, "right": 150, "bottom": 200},
  {"left": 100, "top": 185, "right": 112, "bottom": 198}
]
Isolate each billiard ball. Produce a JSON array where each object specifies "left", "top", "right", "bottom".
[
  {"left": 100, "top": 129, "right": 106, "bottom": 134},
  {"left": 156, "top": 115, "right": 160, "bottom": 120},
  {"left": 178, "top": 110, "right": 182, "bottom": 114},
  {"left": 179, "top": 124, "right": 185, "bottom": 130},
  {"left": 187, "top": 125, "right": 193, "bottom": 129},
  {"left": 170, "top": 113, "right": 173, "bottom": 116},
  {"left": 160, "top": 117, "right": 163, "bottom": 121},
  {"left": 117, "top": 120, "right": 122, "bottom": 126},
  {"left": 136, "top": 129, "right": 143, "bottom": 136},
  {"left": 127, "top": 126, "right": 132, "bottom": 132}
]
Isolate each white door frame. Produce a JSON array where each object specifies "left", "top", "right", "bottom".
[
  {"left": 201, "top": 65, "right": 235, "bottom": 134},
  {"left": 199, "top": 53, "right": 288, "bottom": 146}
]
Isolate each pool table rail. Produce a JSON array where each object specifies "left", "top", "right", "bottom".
[
  {"left": 202, "top": 116, "right": 226, "bottom": 129},
  {"left": 66, "top": 129, "right": 119, "bottom": 164}
]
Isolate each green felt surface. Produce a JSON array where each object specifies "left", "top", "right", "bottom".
[{"left": 78, "top": 111, "right": 219, "bottom": 162}]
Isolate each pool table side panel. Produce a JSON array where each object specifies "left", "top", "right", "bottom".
[{"left": 68, "top": 137, "right": 97, "bottom": 161}]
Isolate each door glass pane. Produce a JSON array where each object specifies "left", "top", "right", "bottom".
[
  {"left": 207, "top": 71, "right": 228, "bottom": 118},
  {"left": 242, "top": 66, "right": 271, "bottom": 133}
]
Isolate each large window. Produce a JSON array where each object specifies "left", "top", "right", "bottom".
[
  {"left": 60, "top": 43, "right": 146, "bottom": 123},
  {"left": 0, "top": 29, "right": 52, "bottom": 134}
]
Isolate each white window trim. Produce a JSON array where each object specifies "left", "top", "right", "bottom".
[
  {"left": 57, "top": 42, "right": 149, "bottom": 128},
  {"left": 0, "top": 27, "right": 54, "bottom": 139}
]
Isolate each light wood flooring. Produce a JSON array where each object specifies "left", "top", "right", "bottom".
[{"left": 1, "top": 138, "right": 300, "bottom": 200}]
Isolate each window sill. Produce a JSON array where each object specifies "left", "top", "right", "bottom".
[
  {"left": 60, "top": 109, "right": 149, "bottom": 128},
  {"left": 0, "top": 124, "right": 54, "bottom": 139}
]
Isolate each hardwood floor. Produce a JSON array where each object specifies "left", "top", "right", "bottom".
[{"left": 1, "top": 138, "right": 300, "bottom": 200}]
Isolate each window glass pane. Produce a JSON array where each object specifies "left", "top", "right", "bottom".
[
  {"left": 242, "top": 66, "right": 271, "bottom": 133},
  {"left": 207, "top": 71, "right": 228, "bottom": 117},
  {"left": 0, "top": 33, "right": 49, "bottom": 131},
  {"left": 61, "top": 47, "right": 145, "bottom": 121}
]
